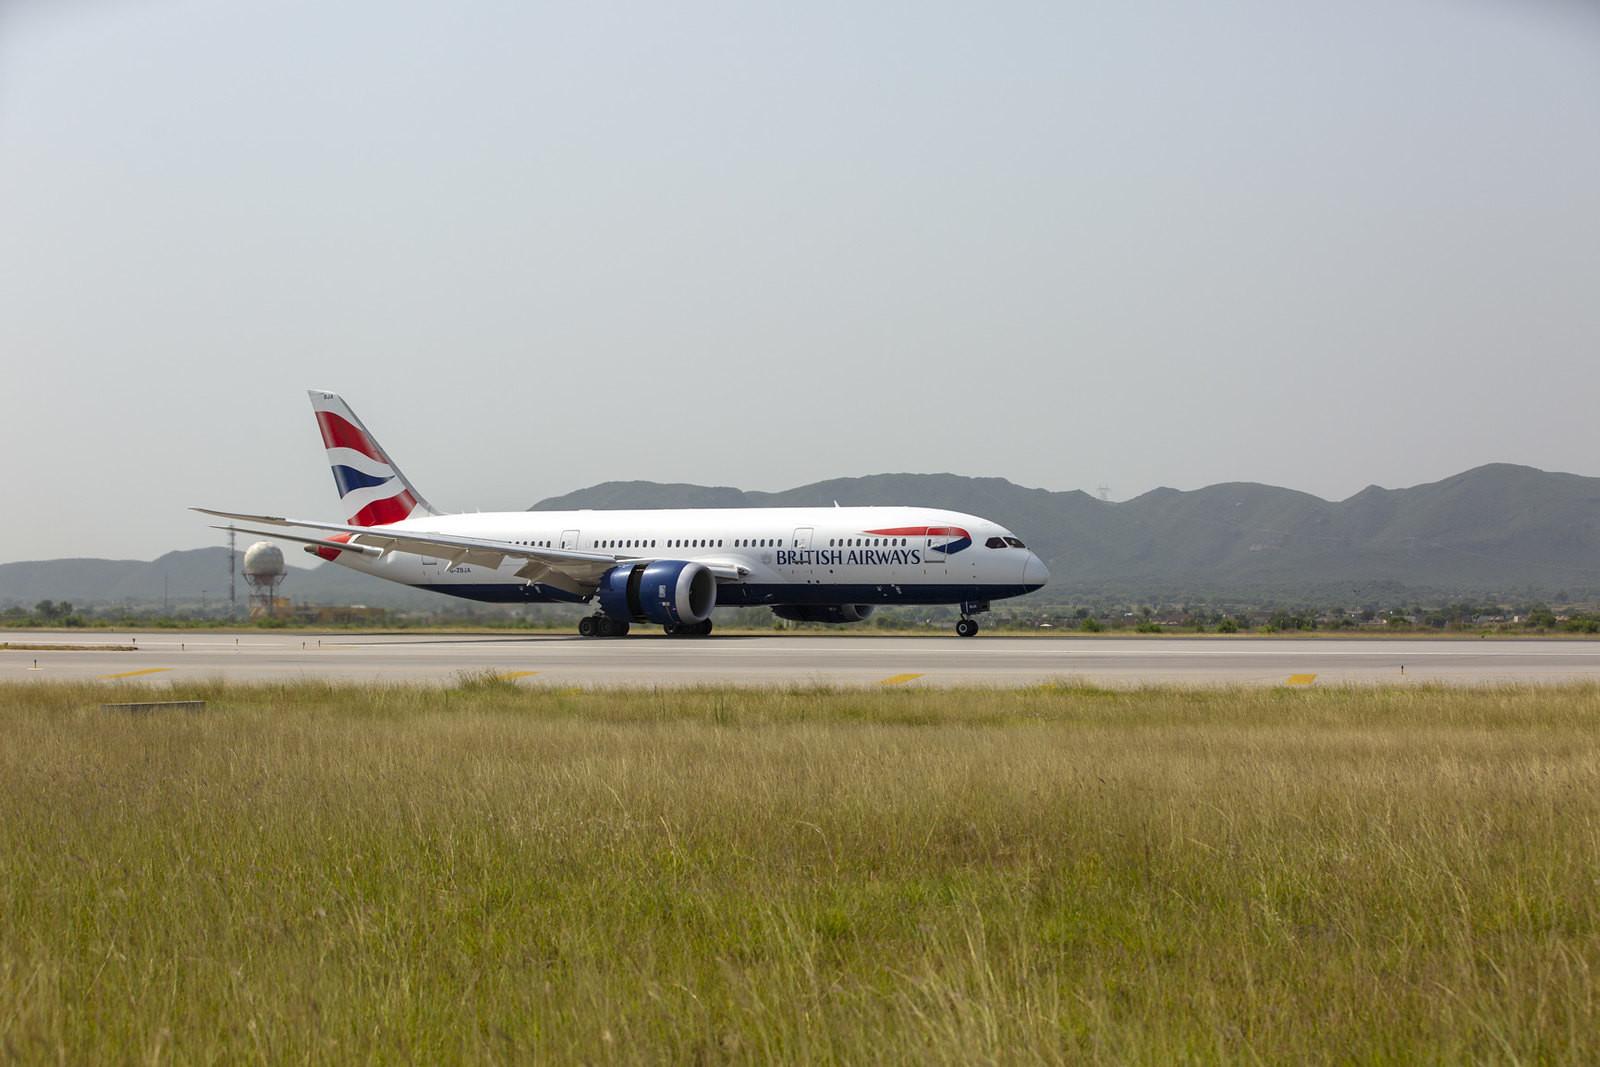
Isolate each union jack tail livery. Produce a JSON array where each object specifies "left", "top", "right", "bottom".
[{"left": 309, "top": 390, "right": 438, "bottom": 527}]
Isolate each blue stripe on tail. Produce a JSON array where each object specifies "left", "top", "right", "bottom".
[{"left": 331, "top": 464, "right": 393, "bottom": 498}]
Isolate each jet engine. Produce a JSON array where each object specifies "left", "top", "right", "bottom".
[
  {"left": 597, "top": 560, "right": 717, "bottom": 625},
  {"left": 770, "top": 604, "right": 877, "bottom": 624}
]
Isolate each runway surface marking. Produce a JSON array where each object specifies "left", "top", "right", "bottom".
[{"left": 5, "top": 633, "right": 1599, "bottom": 687}]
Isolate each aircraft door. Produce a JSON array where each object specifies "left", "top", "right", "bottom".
[
  {"left": 561, "top": 529, "right": 581, "bottom": 551},
  {"left": 792, "top": 527, "right": 814, "bottom": 578},
  {"left": 924, "top": 528, "right": 951, "bottom": 576}
]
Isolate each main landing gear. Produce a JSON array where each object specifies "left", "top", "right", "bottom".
[
  {"left": 955, "top": 599, "right": 990, "bottom": 638},
  {"left": 578, "top": 615, "right": 629, "bottom": 638},
  {"left": 578, "top": 616, "right": 714, "bottom": 638}
]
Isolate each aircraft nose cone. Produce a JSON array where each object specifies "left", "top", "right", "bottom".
[{"left": 1023, "top": 553, "right": 1049, "bottom": 589}]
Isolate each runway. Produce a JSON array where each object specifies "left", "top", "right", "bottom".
[{"left": 5, "top": 631, "right": 1600, "bottom": 687}]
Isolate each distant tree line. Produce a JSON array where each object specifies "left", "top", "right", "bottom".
[{"left": 6, "top": 596, "right": 1600, "bottom": 634}]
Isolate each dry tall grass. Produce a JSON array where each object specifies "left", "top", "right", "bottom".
[{"left": 2, "top": 679, "right": 1597, "bottom": 1063}]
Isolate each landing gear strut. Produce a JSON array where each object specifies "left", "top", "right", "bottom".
[{"left": 955, "top": 599, "right": 990, "bottom": 638}]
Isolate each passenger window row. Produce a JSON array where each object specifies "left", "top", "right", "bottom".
[{"left": 509, "top": 533, "right": 962, "bottom": 552}]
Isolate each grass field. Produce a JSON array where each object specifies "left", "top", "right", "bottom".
[{"left": 3, "top": 679, "right": 1597, "bottom": 1064}]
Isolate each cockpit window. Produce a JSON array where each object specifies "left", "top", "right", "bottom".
[
  {"left": 985, "top": 536, "right": 1007, "bottom": 549},
  {"left": 1004, "top": 537, "right": 1026, "bottom": 548}
]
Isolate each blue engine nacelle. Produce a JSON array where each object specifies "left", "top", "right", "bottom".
[
  {"left": 597, "top": 560, "right": 717, "bottom": 625},
  {"left": 770, "top": 604, "right": 877, "bottom": 624}
]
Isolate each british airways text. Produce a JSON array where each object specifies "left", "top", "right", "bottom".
[{"left": 776, "top": 548, "right": 922, "bottom": 567}]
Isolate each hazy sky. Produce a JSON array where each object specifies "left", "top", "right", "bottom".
[{"left": 2, "top": 0, "right": 1596, "bottom": 563}]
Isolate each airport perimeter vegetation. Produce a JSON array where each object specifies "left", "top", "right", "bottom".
[
  {"left": 4, "top": 675, "right": 1598, "bottom": 1063},
  {"left": 11, "top": 567, "right": 1600, "bottom": 636}
]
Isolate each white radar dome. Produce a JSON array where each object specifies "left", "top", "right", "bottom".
[{"left": 242, "top": 541, "right": 286, "bottom": 577}]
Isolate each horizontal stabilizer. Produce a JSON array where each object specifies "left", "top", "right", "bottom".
[{"left": 209, "top": 525, "right": 384, "bottom": 559}]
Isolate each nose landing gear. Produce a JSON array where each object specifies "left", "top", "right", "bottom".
[{"left": 955, "top": 599, "right": 989, "bottom": 638}]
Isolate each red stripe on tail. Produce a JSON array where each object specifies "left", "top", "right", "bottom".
[
  {"left": 352, "top": 491, "right": 417, "bottom": 527},
  {"left": 316, "top": 411, "right": 384, "bottom": 462}
]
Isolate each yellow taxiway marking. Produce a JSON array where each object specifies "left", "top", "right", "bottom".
[
  {"left": 1286, "top": 674, "right": 1317, "bottom": 686},
  {"left": 498, "top": 671, "right": 542, "bottom": 679},
  {"left": 101, "top": 668, "right": 175, "bottom": 679},
  {"left": 878, "top": 673, "right": 924, "bottom": 686}
]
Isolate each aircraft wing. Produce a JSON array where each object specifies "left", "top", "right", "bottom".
[{"left": 193, "top": 508, "right": 749, "bottom": 591}]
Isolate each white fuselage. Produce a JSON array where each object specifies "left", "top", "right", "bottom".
[{"left": 322, "top": 505, "right": 1048, "bottom": 608}]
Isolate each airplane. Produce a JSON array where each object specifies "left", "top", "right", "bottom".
[{"left": 196, "top": 391, "right": 1049, "bottom": 637}]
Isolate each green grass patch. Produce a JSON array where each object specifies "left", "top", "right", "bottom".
[{"left": 3, "top": 680, "right": 1598, "bottom": 1063}]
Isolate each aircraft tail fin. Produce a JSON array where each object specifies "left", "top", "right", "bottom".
[{"left": 308, "top": 390, "right": 440, "bottom": 526}]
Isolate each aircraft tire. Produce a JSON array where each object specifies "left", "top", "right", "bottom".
[
  {"left": 956, "top": 618, "right": 978, "bottom": 638},
  {"left": 578, "top": 617, "right": 596, "bottom": 638},
  {"left": 598, "top": 616, "right": 617, "bottom": 638},
  {"left": 663, "top": 623, "right": 680, "bottom": 636}
]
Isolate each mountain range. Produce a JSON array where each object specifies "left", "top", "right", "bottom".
[
  {"left": 532, "top": 464, "right": 1600, "bottom": 605},
  {"left": 4, "top": 464, "right": 1597, "bottom": 612}
]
